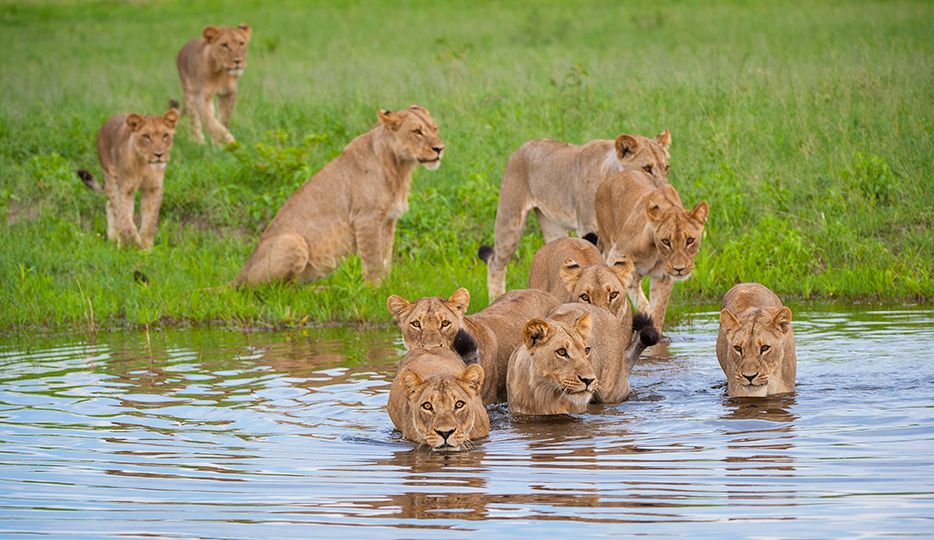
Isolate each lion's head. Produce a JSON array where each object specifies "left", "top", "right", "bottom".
[
  {"left": 399, "top": 363, "right": 486, "bottom": 451},
  {"left": 559, "top": 256, "right": 635, "bottom": 318},
  {"left": 387, "top": 288, "right": 469, "bottom": 351},
  {"left": 127, "top": 108, "right": 179, "bottom": 171},
  {"left": 645, "top": 184, "right": 709, "bottom": 280},
  {"left": 520, "top": 312, "right": 596, "bottom": 409},
  {"left": 378, "top": 105, "right": 445, "bottom": 170},
  {"left": 203, "top": 24, "right": 252, "bottom": 76},
  {"left": 615, "top": 130, "right": 671, "bottom": 183},
  {"left": 720, "top": 306, "right": 793, "bottom": 397}
]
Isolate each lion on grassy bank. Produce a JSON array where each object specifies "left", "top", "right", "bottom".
[{"left": 235, "top": 105, "right": 444, "bottom": 287}]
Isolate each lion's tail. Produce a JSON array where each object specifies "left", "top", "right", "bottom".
[
  {"left": 477, "top": 245, "right": 493, "bottom": 265},
  {"left": 77, "top": 169, "right": 103, "bottom": 192},
  {"left": 453, "top": 328, "right": 480, "bottom": 365},
  {"left": 168, "top": 98, "right": 181, "bottom": 112},
  {"left": 632, "top": 312, "right": 661, "bottom": 347}
]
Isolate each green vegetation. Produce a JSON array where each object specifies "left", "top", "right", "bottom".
[{"left": 1, "top": 0, "right": 932, "bottom": 334}]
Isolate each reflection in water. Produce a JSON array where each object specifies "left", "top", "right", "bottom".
[{"left": 0, "top": 308, "right": 932, "bottom": 537}]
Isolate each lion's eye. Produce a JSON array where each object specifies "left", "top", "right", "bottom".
[
  {"left": 662, "top": 239, "right": 671, "bottom": 247},
  {"left": 579, "top": 293, "right": 590, "bottom": 303},
  {"left": 239, "top": 41, "right": 245, "bottom": 46},
  {"left": 556, "top": 348, "right": 568, "bottom": 357},
  {"left": 734, "top": 345, "right": 743, "bottom": 354},
  {"left": 609, "top": 291, "right": 619, "bottom": 300},
  {"left": 686, "top": 237, "right": 695, "bottom": 246},
  {"left": 584, "top": 347, "right": 591, "bottom": 354},
  {"left": 162, "top": 133, "right": 169, "bottom": 142},
  {"left": 441, "top": 320, "right": 450, "bottom": 328},
  {"left": 413, "top": 128, "right": 423, "bottom": 136},
  {"left": 454, "top": 400, "right": 465, "bottom": 410},
  {"left": 410, "top": 320, "right": 421, "bottom": 328},
  {"left": 421, "top": 402, "right": 432, "bottom": 411},
  {"left": 643, "top": 165, "right": 653, "bottom": 174},
  {"left": 665, "top": 163, "right": 671, "bottom": 172},
  {"left": 222, "top": 43, "right": 230, "bottom": 49},
  {"left": 760, "top": 345, "right": 771, "bottom": 353},
  {"left": 142, "top": 133, "right": 151, "bottom": 141}
]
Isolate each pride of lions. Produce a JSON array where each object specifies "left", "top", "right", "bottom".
[{"left": 75, "top": 24, "right": 797, "bottom": 452}]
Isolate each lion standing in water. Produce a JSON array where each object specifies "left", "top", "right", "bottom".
[{"left": 235, "top": 106, "right": 445, "bottom": 286}]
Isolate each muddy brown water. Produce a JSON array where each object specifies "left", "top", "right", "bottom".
[{"left": 1, "top": 307, "right": 932, "bottom": 537}]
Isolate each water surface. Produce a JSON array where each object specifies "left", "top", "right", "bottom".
[{"left": 1, "top": 308, "right": 932, "bottom": 537}]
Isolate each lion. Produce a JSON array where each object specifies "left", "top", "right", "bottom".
[
  {"left": 478, "top": 130, "right": 671, "bottom": 302},
  {"left": 388, "top": 348, "right": 489, "bottom": 451},
  {"left": 596, "top": 170, "right": 708, "bottom": 334},
  {"left": 717, "top": 283, "right": 796, "bottom": 397},
  {"left": 506, "top": 312, "right": 596, "bottom": 415},
  {"left": 235, "top": 105, "right": 444, "bottom": 286},
  {"left": 76, "top": 104, "right": 180, "bottom": 249},
  {"left": 386, "top": 287, "right": 559, "bottom": 404},
  {"left": 176, "top": 24, "right": 252, "bottom": 145}
]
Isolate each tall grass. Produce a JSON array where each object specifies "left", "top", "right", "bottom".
[{"left": 1, "top": 0, "right": 932, "bottom": 333}]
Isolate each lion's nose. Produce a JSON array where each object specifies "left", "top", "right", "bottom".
[
  {"left": 578, "top": 376, "right": 595, "bottom": 387},
  {"left": 154, "top": 152, "right": 164, "bottom": 159},
  {"left": 432, "top": 146, "right": 444, "bottom": 155},
  {"left": 673, "top": 265, "right": 686, "bottom": 274},
  {"left": 435, "top": 429, "right": 455, "bottom": 441},
  {"left": 743, "top": 372, "right": 758, "bottom": 384}
]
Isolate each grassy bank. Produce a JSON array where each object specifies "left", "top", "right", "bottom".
[{"left": 1, "top": 0, "right": 932, "bottom": 334}]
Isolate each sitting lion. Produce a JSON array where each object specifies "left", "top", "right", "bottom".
[
  {"left": 717, "top": 283, "right": 796, "bottom": 397},
  {"left": 76, "top": 104, "right": 180, "bottom": 249},
  {"left": 506, "top": 312, "right": 596, "bottom": 415},
  {"left": 235, "top": 105, "right": 444, "bottom": 286},
  {"left": 596, "top": 170, "right": 708, "bottom": 333},
  {"left": 387, "top": 287, "right": 559, "bottom": 404},
  {"left": 176, "top": 24, "right": 252, "bottom": 145},
  {"left": 388, "top": 348, "right": 489, "bottom": 451},
  {"left": 478, "top": 131, "right": 671, "bottom": 302}
]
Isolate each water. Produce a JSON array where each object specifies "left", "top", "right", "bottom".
[{"left": 1, "top": 308, "right": 932, "bottom": 537}]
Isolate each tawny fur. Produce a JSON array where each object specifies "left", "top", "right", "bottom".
[
  {"left": 236, "top": 105, "right": 445, "bottom": 287},
  {"left": 596, "top": 170, "right": 708, "bottom": 333},
  {"left": 506, "top": 311, "right": 597, "bottom": 415},
  {"left": 387, "top": 287, "right": 560, "bottom": 404},
  {"left": 388, "top": 348, "right": 489, "bottom": 450},
  {"left": 482, "top": 131, "right": 671, "bottom": 302},
  {"left": 77, "top": 107, "right": 179, "bottom": 249},
  {"left": 716, "top": 283, "right": 796, "bottom": 397},
  {"left": 176, "top": 24, "right": 252, "bottom": 145}
]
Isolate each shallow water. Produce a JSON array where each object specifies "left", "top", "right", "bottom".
[{"left": 1, "top": 307, "right": 932, "bottom": 537}]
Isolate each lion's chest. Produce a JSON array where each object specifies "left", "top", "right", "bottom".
[{"left": 385, "top": 193, "right": 409, "bottom": 221}]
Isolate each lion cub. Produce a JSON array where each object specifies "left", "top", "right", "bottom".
[
  {"left": 77, "top": 106, "right": 179, "bottom": 249},
  {"left": 717, "top": 283, "right": 796, "bottom": 397},
  {"left": 177, "top": 24, "right": 251, "bottom": 145},
  {"left": 387, "top": 287, "right": 559, "bottom": 404},
  {"left": 236, "top": 106, "right": 444, "bottom": 287},
  {"left": 506, "top": 311, "right": 596, "bottom": 415},
  {"left": 596, "top": 170, "right": 709, "bottom": 334},
  {"left": 388, "top": 348, "right": 489, "bottom": 451}
]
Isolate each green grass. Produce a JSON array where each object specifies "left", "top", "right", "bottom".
[{"left": 1, "top": 0, "right": 932, "bottom": 334}]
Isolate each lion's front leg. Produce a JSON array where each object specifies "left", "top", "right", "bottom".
[
  {"left": 354, "top": 217, "right": 388, "bottom": 286},
  {"left": 382, "top": 219, "right": 398, "bottom": 271},
  {"left": 627, "top": 273, "right": 651, "bottom": 318},
  {"left": 138, "top": 183, "right": 164, "bottom": 250},
  {"left": 217, "top": 88, "right": 237, "bottom": 128},
  {"left": 648, "top": 276, "right": 675, "bottom": 335},
  {"left": 106, "top": 186, "right": 142, "bottom": 248},
  {"left": 183, "top": 91, "right": 205, "bottom": 144},
  {"left": 200, "top": 94, "right": 235, "bottom": 145}
]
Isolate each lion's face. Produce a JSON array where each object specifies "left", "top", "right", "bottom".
[
  {"left": 720, "top": 307, "right": 792, "bottom": 397},
  {"left": 559, "top": 256, "right": 635, "bottom": 318},
  {"left": 645, "top": 186, "right": 709, "bottom": 280},
  {"left": 387, "top": 288, "right": 468, "bottom": 351},
  {"left": 615, "top": 131, "right": 671, "bottom": 184},
  {"left": 401, "top": 364, "right": 485, "bottom": 451},
  {"left": 522, "top": 314, "right": 597, "bottom": 407},
  {"left": 203, "top": 24, "right": 251, "bottom": 76},
  {"left": 127, "top": 109, "right": 179, "bottom": 171},
  {"left": 378, "top": 105, "right": 445, "bottom": 170}
]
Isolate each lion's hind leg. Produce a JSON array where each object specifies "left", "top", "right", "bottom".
[{"left": 238, "top": 233, "right": 309, "bottom": 286}]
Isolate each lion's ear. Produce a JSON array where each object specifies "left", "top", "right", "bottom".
[
  {"left": 400, "top": 368, "right": 425, "bottom": 396},
  {"left": 770, "top": 306, "right": 792, "bottom": 334},
  {"left": 523, "top": 319, "right": 553, "bottom": 349},
  {"left": 447, "top": 288, "right": 470, "bottom": 315},
  {"left": 656, "top": 129, "right": 671, "bottom": 148},
  {"left": 690, "top": 201, "right": 709, "bottom": 225},
  {"left": 559, "top": 258, "right": 583, "bottom": 291},
  {"left": 202, "top": 25, "right": 220, "bottom": 42},
  {"left": 720, "top": 309, "right": 740, "bottom": 332},
  {"left": 645, "top": 200, "right": 664, "bottom": 223},
  {"left": 609, "top": 256, "right": 635, "bottom": 286},
  {"left": 615, "top": 134, "right": 640, "bottom": 160},
  {"left": 126, "top": 114, "right": 144, "bottom": 132},
  {"left": 163, "top": 109, "right": 179, "bottom": 129},
  {"left": 378, "top": 109, "right": 402, "bottom": 130},
  {"left": 238, "top": 23, "right": 252, "bottom": 41},
  {"left": 386, "top": 295, "right": 411, "bottom": 321},
  {"left": 574, "top": 312, "right": 592, "bottom": 342},
  {"left": 459, "top": 364, "right": 485, "bottom": 396}
]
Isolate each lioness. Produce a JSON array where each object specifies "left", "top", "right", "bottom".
[
  {"left": 596, "top": 170, "right": 708, "bottom": 333},
  {"left": 506, "top": 312, "right": 596, "bottom": 415},
  {"left": 77, "top": 105, "right": 180, "bottom": 249},
  {"left": 177, "top": 24, "right": 252, "bottom": 145},
  {"left": 717, "top": 283, "right": 796, "bottom": 397},
  {"left": 479, "top": 131, "right": 671, "bottom": 302},
  {"left": 235, "top": 105, "right": 444, "bottom": 286},
  {"left": 386, "top": 287, "right": 559, "bottom": 404},
  {"left": 388, "top": 348, "right": 489, "bottom": 451}
]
